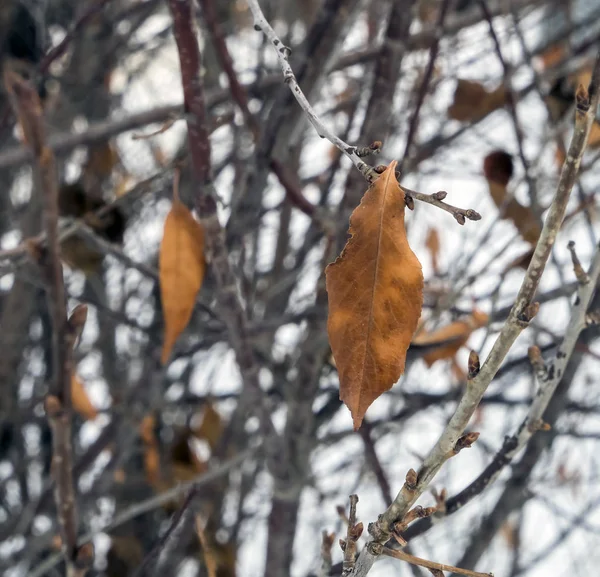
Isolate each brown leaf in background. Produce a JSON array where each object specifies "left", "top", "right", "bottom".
[
  {"left": 447, "top": 79, "right": 507, "bottom": 122},
  {"left": 536, "top": 43, "right": 565, "bottom": 70},
  {"left": 499, "top": 520, "right": 518, "bottom": 550},
  {"left": 159, "top": 193, "right": 206, "bottom": 365},
  {"left": 326, "top": 161, "right": 424, "bottom": 429},
  {"left": 71, "top": 374, "right": 98, "bottom": 421},
  {"left": 412, "top": 310, "right": 488, "bottom": 366},
  {"left": 483, "top": 150, "right": 541, "bottom": 245},
  {"left": 588, "top": 121, "right": 600, "bottom": 148},
  {"left": 195, "top": 515, "right": 218, "bottom": 577},
  {"left": 425, "top": 227, "right": 441, "bottom": 274},
  {"left": 192, "top": 402, "right": 224, "bottom": 451},
  {"left": 140, "top": 415, "right": 160, "bottom": 487},
  {"left": 84, "top": 141, "right": 119, "bottom": 183},
  {"left": 106, "top": 535, "right": 144, "bottom": 577}
]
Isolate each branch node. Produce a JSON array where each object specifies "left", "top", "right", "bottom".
[
  {"left": 367, "top": 541, "right": 384, "bottom": 556},
  {"left": 453, "top": 431, "right": 480, "bottom": 454},
  {"left": 528, "top": 418, "right": 551, "bottom": 433},
  {"left": 576, "top": 84, "right": 590, "bottom": 114},
  {"left": 405, "top": 195, "right": 415, "bottom": 211},
  {"left": 585, "top": 310, "right": 600, "bottom": 326},
  {"left": 44, "top": 395, "right": 65, "bottom": 419},
  {"left": 405, "top": 468, "right": 418, "bottom": 491},
  {"left": 517, "top": 301, "right": 540, "bottom": 324},
  {"left": 527, "top": 345, "right": 548, "bottom": 380},
  {"left": 355, "top": 141, "right": 383, "bottom": 157}
]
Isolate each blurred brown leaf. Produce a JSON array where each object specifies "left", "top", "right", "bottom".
[
  {"left": 71, "top": 374, "right": 98, "bottom": 421},
  {"left": 483, "top": 150, "right": 541, "bottom": 245},
  {"left": 425, "top": 227, "right": 441, "bottom": 274},
  {"left": 106, "top": 535, "right": 144, "bottom": 577},
  {"left": 412, "top": 310, "right": 488, "bottom": 366},
  {"left": 448, "top": 79, "right": 507, "bottom": 122}
]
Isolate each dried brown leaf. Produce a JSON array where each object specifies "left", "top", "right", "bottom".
[
  {"left": 326, "top": 161, "right": 424, "bottom": 429},
  {"left": 412, "top": 310, "right": 488, "bottom": 366},
  {"left": 192, "top": 402, "right": 223, "bottom": 451},
  {"left": 159, "top": 199, "right": 206, "bottom": 364},
  {"left": 448, "top": 79, "right": 507, "bottom": 122},
  {"left": 483, "top": 150, "right": 541, "bottom": 245},
  {"left": 425, "top": 227, "right": 440, "bottom": 273},
  {"left": 195, "top": 516, "right": 218, "bottom": 577},
  {"left": 71, "top": 374, "right": 98, "bottom": 421},
  {"left": 536, "top": 43, "right": 565, "bottom": 70}
]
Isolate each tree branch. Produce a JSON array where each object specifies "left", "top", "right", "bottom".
[{"left": 348, "top": 49, "right": 600, "bottom": 577}]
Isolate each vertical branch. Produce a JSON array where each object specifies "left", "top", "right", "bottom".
[
  {"left": 168, "top": 0, "right": 212, "bottom": 188},
  {"left": 399, "top": 0, "right": 451, "bottom": 172},
  {"left": 197, "top": 0, "right": 316, "bottom": 215},
  {"left": 166, "top": 0, "right": 279, "bottom": 455},
  {"left": 477, "top": 0, "right": 539, "bottom": 211},
  {"left": 3, "top": 70, "right": 93, "bottom": 577}
]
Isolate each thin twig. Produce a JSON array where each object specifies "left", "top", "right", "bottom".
[
  {"left": 246, "top": 0, "right": 377, "bottom": 182},
  {"left": 381, "top": 547, "right": 492, "bottom": 577},
  {"left": 402, "top": 186, "right": 481, "bottom": 225},
  {"left": 320, "top": 531, "right": 336, "bottom": 577},
  {"left": 399, "top": 0, "right": 451, "bottom": 171},
  {"left": 477, "top": 0, "right": 539, "bottom": 212}
]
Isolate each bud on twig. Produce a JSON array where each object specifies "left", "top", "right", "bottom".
[
  {"left": 468, "top": 350, "right": 480, "bottom": 379},
  {"left": 567, "top": 241, "right": 590, "bottom": 285},
  {"left": 518, "top": 301, "right": 540, "bottom": 324},
  {"left": 405, "top": 468, "right": 418, "bottom": 490},
  {"left": 453, "top": 431, "right": 479, "bottom": 454}
]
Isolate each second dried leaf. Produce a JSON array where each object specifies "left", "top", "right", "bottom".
[{"left": 159, "top": 199, "right": 206, "bottom": 364}]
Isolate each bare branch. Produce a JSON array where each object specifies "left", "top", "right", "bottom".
[
  {"left": 4, "top": 68, "right": 93, "bottom": 577},
  {"left": 246, "top": 0, "right": 377, "bottom": 182}
]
